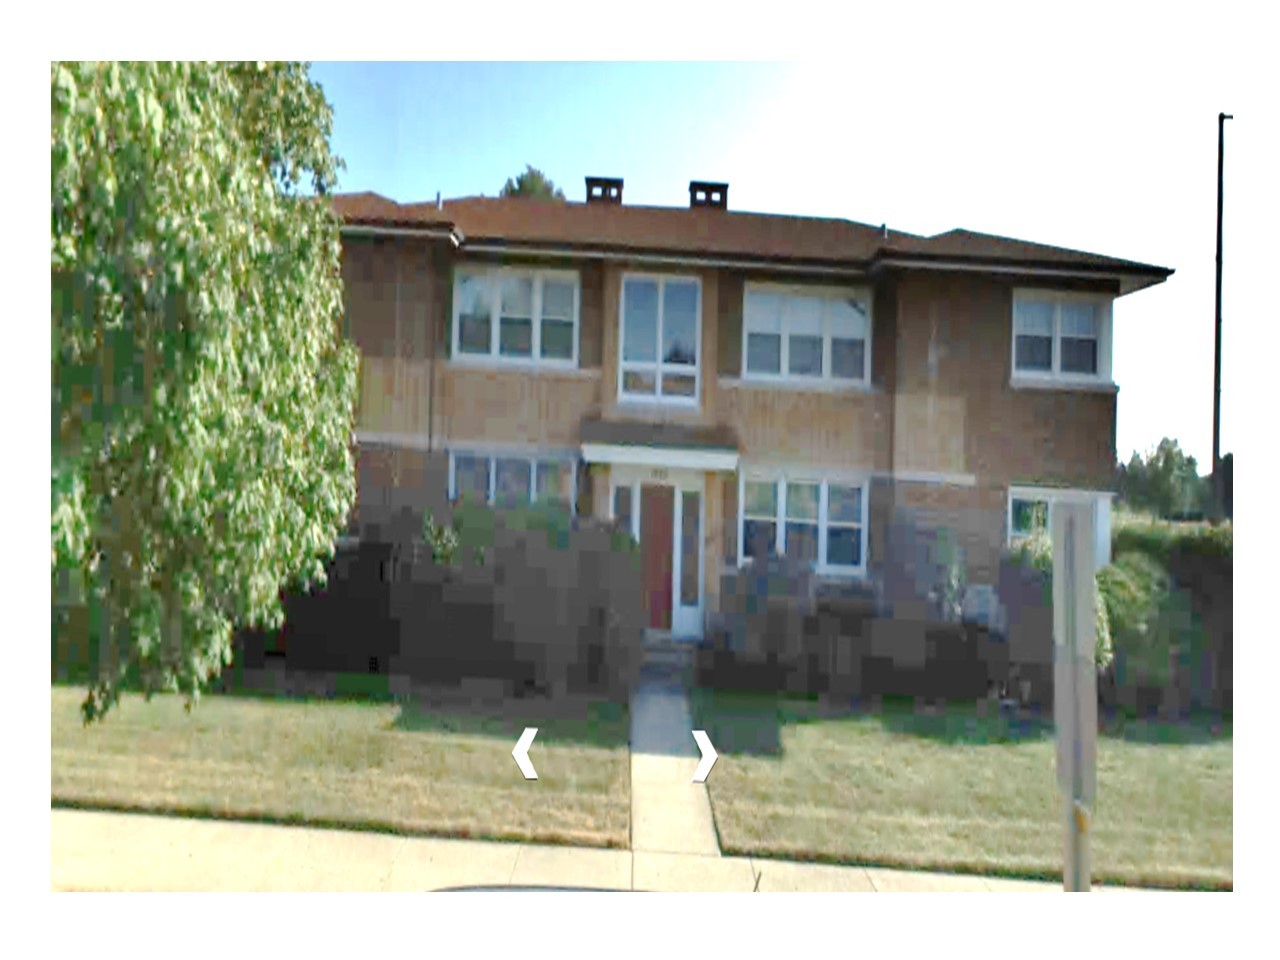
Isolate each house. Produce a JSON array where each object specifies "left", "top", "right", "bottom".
[{"left": 334, "top": 178, "right": 1172, "bottom": 639}]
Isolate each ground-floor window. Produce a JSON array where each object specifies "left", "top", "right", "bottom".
[
  {"left": 1006, "top": 485, "right": 1113, "bottom": 569},
  {"left": 737, "top": 473, "right": 868, "bottom": 576},
  {"left": 448, "top": 450, "right": 577, "bottom": 511}
]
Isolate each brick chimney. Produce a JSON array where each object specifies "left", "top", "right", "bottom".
[
  {"left": 689, "top": 181, "right": 728, "bottom": 209},
  {"left": 585, "top": 176, "right": 623, "bottom": 204}
]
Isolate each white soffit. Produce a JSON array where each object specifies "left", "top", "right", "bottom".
[{"left": 580, "top": 443, "right": 739, "bottom": 472}]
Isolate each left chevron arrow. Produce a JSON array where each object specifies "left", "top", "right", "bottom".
[{"left": 513, "top": 727, "right": 539, "bottom": 780}]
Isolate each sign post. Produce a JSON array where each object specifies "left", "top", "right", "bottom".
[{"left": 1052, "top": 501, "right": 1098, "bottom": 892}]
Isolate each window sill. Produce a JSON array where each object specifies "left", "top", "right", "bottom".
[
  {"left": 722, "top": 376, "right": 878, "bottom": 395},
  {"left": 1010, "top": 376, "right": 1118, "bottom": 395},
  {"left": 615, "top": 394, "right": 702, "bottom": 410},
  {"left": 447, "top": 355, "right": 595, "bottom": 377}
]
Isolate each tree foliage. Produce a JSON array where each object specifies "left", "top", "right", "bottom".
[
  {"left": 51, "top": 62, "right": 358, "bottom": 722},
  {"left": 1116, "top": 438, "right": 1210, "bottom": 520},
  {"left": 500, "top": 164, "right": 566, "bottom": 200}
]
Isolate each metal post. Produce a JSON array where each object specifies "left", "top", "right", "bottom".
[
  {"left": 1213, "top": 112, "right": 1232, "bottom": 521},
  {"left": 1053, "top": 502, "right": 1098, "bottom": 891}
]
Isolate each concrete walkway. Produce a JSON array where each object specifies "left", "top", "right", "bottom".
[
  {"left": 53, "top": 809, "right": 1108, "bottom": 892},
  {"left": 628, "top": 657, "right": 720, "bottom": 857}
]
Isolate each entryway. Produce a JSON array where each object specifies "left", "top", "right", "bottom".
[{"left": 611, "top": 467, "right": 705, "bottom": 640}]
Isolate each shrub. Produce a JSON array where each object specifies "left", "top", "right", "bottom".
[
  {"left": 1005, "top": 528, "right": 1112, "bottom": 668},
  {"left": 1112, "top": 509, "right": 1232, "bottom": 563},
  {"left": 1097, "top": 551, "right": 1206, "bottom": 689}
]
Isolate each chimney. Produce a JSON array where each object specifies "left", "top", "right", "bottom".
[
  {"left": 585, "top": 176, "right": 623, "bottom": 204},
  {"left": 436, "top": 191, "right": 442, "bottom": 211},
  {"left": 689, "top": 181, "right": 728, "bottom": 210}
]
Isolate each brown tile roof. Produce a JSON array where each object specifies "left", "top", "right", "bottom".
[
  {"left": 331, "top": 191, "right": 453, "bottom": 230},
  {"left": 880, "top": 228, "right": 1170, "bottom": 276},
  {"left": 580, "top": 418, "right": 740, "bottom": 451},
  {"left": 425, "top": 196, "right": 907, "bottom": 266},
  {"left": 330, "top": 192, "right": 1171, "bottom": 281}
]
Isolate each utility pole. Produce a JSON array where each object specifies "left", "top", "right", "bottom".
[{"left": 1213, "top": 112, "right": 1232, "bottom": 522}]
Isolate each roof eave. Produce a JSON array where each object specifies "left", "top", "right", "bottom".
[
  {"left": 869, "top": 252, "right": 1173, "bottom": 296},
  {"left": 340, "top": 221, "right": 462, "bottom": 246},
  {"left": 457, "top": 238, "right": 872, "bottom": 277}
]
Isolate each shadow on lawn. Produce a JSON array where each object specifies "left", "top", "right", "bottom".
[
  {"left": 390, "top": 693, "right": 629, "bottom": 750},
  {"left": 690, "top": 687, "right": 1232, "bottom": 756}
]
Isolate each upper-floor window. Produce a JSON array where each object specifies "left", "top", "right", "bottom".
[
  {"left": 619, "top": 274, "right": 701, "bottom": 404},
  {"left": 742, "top": 284, "right": 872, "bottom": 386},
  {"left": 453, "top": 266, "right": 580, "bottom": 367},
  {"left": 1011, "top": 290, "right": 1113, "bottom": 385}
]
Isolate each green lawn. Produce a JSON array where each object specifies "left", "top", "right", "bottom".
[
  {"left": 52, "top": 685, "right": 631, "bottom": 848},
  {"left": 692, "top": 691, "right": 1232, "bottom": 890}
]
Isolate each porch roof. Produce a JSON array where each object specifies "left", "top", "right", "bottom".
[{"left": 579, "top": 419, "right": 740, "bottom": 471}]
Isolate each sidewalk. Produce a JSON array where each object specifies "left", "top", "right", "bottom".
[{"left": 53, "top": 808, "right": 1095, "bottom": 892}]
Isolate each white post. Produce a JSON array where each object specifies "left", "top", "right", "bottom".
[{"left": 1052, "top": 501, "right": 1098, "bottom": 892}]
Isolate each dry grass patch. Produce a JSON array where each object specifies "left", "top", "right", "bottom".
[
  {"left": 694, "top": 691, "right": 1231, "bottom": 890},
  {"left": 52, "top": 685, "right": 630, "bottom": 848}
]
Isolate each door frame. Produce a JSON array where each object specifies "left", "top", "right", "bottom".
[{"left": 609, "top": 464, "right": 705, "bottom": 639}]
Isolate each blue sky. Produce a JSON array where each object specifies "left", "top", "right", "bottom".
[{"left": 311, "top": 59, "right": 1266, "bottom": 471}]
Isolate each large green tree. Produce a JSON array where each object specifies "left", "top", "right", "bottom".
[
  {"left": 500, "top": 164, "right": 566, "bottom": 200},
  {"left": 51, "top": 62, "right": 359, "bottom": 721},
  {"left": 1116, "top": 438, "right": 1209, "bottom": 519}
]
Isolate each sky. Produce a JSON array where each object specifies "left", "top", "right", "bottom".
[{"left": 309, "top": 45, "right": 1270, "bottom": 473}]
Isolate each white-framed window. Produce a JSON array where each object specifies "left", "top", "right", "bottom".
[
  {"left": 742, "top": 283, "right": 872, "bottom": 386},
  {"left": 618, "top": 273, "right": 701, "bottom": 404},
  {"left": 1011, "top": 290, "right": 1113, "bottom": 385},
  {"left": 452, "top": 265, "right": 580, "bottom": 367},
  {"left": 1006, "top": 485, "right": 1113, "bottom": 569},
  {"left": 737, "top": 473, "right": 868, "bottom": 575},
  {"left": 448, "top": 450, "right": 577, "bottom": 512}
]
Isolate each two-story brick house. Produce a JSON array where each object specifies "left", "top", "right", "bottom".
[{"left": 336, "top": 179, "right": 1171, "bottom": 639}]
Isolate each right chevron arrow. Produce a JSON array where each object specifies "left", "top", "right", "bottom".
[{"left": 691, "top": 730, "right": 717, "bottom": 783}]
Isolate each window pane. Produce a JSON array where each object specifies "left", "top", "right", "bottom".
[
  {"left": 786, "top": 482, "right": 819, "bottom": 521},
  {"left": 662, "top": 282, "right": 698, "bottom": 366},
  {"left": 542, "top": 280, "right": 574, "bottom": 320},
  {"left": 787, "top": 521, "right": 819, "bottom": 565},
  {"left": 623, "top": 279, "right": 658, "bottom": 362},
  {"left": 1060, "top": 337, "right": 1098, "bottom": 374},
  {"left": 743, "top": 519, "right": 777, "bottom": 559},
  {"left": 500, "top": 276, "right": 533, "bottom": 318},
  {"left": 832, "top": 338, "right": 865, "bottom": 380},
  {"left": 500, "top": 317, "right": 533, "bottom": 357},
  {"left": 541, "top": 317, "right": 574, "bottom": 360},
  {"left": 746, "top": 332, "right": 781, "bottom": 374},
  {"left": 1060, "top": 302, "right": 1098, "bottom": 339},
  {"left": 613, "top": 485, "right": 633, "bottom": 529},
  {"left": 536, "top": 461, "right": 571, "bottom": 505},
  {"left": 784, "top": 295, "right": 822, "bottom": 335},
  {"left": 744, "top": 480, "right": 777, "bottom": 518},
  {"left": 1012, "top": 498, "right": 1049, "bottom": 534},
  {"left": 454, "top": 455, "right": 490, "bottom": 501},
  {"left": 661, "top": 372, "right": 696, "bottom": 397},
  {"left": 789, "top": 335, "right": 823, "bottom": 376},
  {"left": 1015, "top": 299, "right": 1054, "bottom": 337},
  {"left": 1015, "top": 334, "right": 1053, "bottom": 371},
  {"left": 828, "top": 297, "right": 869, "bottom": 339},
  {"left": 828, "top": 485, "right": 862, "bottom": 524},
  {"left": 680, "top": 491, "right": 700, "bottom": 605},
  {"left": 495, "top": 458, "right": 532, "bottom": 505},
  {"left": 622, "top": 368, "right": 656, "bottom": 395},
  {"left": 744, "top": 291, "right": 782, "bottom": 333},
  {"left": 826, "top": 525, "right": 862, "bottom": 567},
  {"left": 456, "top": 274, "right": 493, "bottom": 355}
]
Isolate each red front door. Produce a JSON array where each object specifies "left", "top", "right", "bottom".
[{"left": 640, "top": 484, "right": 674, "bottom": 630}]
